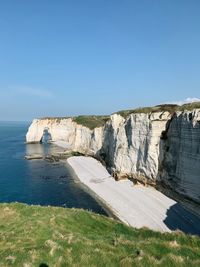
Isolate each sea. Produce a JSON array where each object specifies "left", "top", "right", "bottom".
[{"left": 0, "top": 121, "right": 107, "bottom": 215}]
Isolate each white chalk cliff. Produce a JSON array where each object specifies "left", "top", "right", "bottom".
[
  {"left": 26, "top": 109, "right": 200, "bottom": 204},
  {"left": 26, "top": 118, "right": 104, "bottom": 154}
]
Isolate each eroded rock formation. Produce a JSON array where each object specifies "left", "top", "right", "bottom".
[{"left": 26, "top": 109, "right": 200, "bottom": 203}]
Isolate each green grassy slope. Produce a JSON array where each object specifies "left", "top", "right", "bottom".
[{"left": 0, "top": 203, "right": 200, "bottom": 267}]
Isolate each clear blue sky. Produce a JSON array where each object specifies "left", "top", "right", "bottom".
[{"left": 0, "top": 0, "right": 200, "bottom": 121}]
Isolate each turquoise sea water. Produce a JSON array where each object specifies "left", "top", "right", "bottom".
[{"left": 0, "top": 121, "right": 107, "bottom": 215}]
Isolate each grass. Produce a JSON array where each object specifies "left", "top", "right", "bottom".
[
  {"left": 39, "top": 117, "right": 69, "bottom": 122},
  {"left": 73, "top": 115, "right": 110, "bottom": 130},
  {"left": 0, "top": 203, "right": 200, "bottom": 267},
  {"left": 116, "top": 102, "right": 200, "bottom": 118},
  {"left": 179, "top": 102, "right": 200, "bottom": 111},
  {"left": 38, "top": 102, "right": 200, "bottom": 126},
  {"left": 38, "top": 115, "right": 110, "bottom": 129}
]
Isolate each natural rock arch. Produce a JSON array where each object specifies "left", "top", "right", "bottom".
[{"left": 40, "top": 127, "right": 52, "bottom": 143}]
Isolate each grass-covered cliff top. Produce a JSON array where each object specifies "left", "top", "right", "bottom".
[
  {"left": 39, "top": 102, "right": 200, "bottom": 127},
  {"left": 0, "top": 203, "right": 200, "bottom": 267},
  {"left": 116, "top": 102, "right": 200, "bottom": 118},
  {"left": 73, "top": 115, "right": 110, "bottom": 130},
  {"left": 39, "top": 117, "right": 70, "bottom": 123},
  {"left": 39, "top": 116, "right": 110, "bottom": 130}
]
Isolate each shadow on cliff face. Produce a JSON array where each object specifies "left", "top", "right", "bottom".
[
  {"left": 164, "top": 203, "right": 200, "bottom": 236},
  {"left": 157, "top": 112, "right": 200, "bottom": 204}
]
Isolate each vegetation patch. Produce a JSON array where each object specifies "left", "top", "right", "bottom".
[
  {"left": 115, "top": 104, "right": 178, "bottom": 118},
  {"left": 179, "top": 102, "right": 200, "bottom": 111},
  {"left": 70, "top": 151, "right": 85, "bottom": 157},
  {"left": 39, "top": 117, "right": 69, "bottom": 123},
  {"left": 116, "top": 102, "right": 200, "bottom": 118},
  {"left": 73, "top": 115, "right": 110, "bottom": 130},
  {"left": 0, "top": 203, "right": 200, "bottom": 267},
  {"left": 38, "top": 102, "right": 200, "bottom": 125}
]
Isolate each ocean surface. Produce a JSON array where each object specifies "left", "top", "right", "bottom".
[{"left": 0, "top": 121, "right": 107, "bottom": 215}]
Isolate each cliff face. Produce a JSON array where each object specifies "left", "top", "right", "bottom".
[
  {"left": 26, "top": 109, "right": 200, "bottom": 203},
  {"left": 159, "top": 110, "right": 200, "bottom": 203},
  {"left": 26, "top": 118, "right": 104, "bottom": 154},
  {"left": 100, "top": 112, "right": 171, "bottom": 181}
]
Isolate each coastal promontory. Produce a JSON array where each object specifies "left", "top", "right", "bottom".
[{"left": 26, "top": 103, "right": 200, "bottom": 204}]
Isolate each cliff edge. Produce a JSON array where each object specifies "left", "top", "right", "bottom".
[{"left": 26, "top": 104, "right": 200, "bottom": 204}]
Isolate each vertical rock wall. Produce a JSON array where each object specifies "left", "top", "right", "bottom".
[
  {"left": 159, "top": 110, "right": 200, "bottom": 203},
  {"left": 26, "top": 109, "right": 200, "bottom": 203}
]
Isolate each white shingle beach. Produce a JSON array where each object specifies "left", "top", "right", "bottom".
[{"left": 67, "top": 156, "right": 200, "bottom": 235}]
